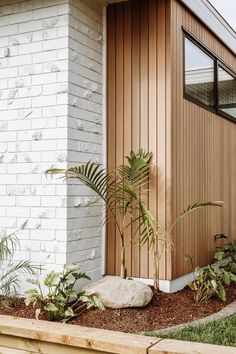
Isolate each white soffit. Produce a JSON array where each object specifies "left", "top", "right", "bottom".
[{"left": 180, "top": 0, "right": 236, "bottom": 54}]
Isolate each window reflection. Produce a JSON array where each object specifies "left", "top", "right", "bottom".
[
  {"left": 218, "top": 67, "right": 236, "bottom": 119},
  {"left": 185, "top": 38, "right": 215, "bottom": 108}
]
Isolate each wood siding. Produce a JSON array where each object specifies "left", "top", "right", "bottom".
[
  {"left": 171, "top": 0, "right": 236, "bottom": 278},
  {"left": 106, "top": 0, "right": 172, "bottom": 279},
  {"left": 106, "top": 0, "right": 236, "bottom": 280}
]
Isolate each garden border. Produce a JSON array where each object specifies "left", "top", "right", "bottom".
[{"left": 0, "top": 315, "right": 235, "bottom": 353}]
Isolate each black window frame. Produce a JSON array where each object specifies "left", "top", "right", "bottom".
[{"left": 183, "top": 29, "right": 236, "bottom": 123}]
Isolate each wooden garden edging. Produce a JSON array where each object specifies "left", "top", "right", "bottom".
[{"left": 0, "top": 315, "right": 235, "bottom": 354}]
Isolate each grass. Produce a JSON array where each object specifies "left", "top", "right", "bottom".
[{"left": 146, "top": 314, "right": 236, "bottom": 347}]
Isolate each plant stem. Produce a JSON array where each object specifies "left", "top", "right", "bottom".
[
  {"left": 120, "top": 239, "right": 126, "bottom": 279},
  {"left": 153, "top": 236, "right": 159, "bottom": 290}
]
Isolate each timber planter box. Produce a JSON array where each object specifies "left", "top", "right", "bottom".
[{"left": 0, "top": 315, "right": 235, "bottom": 354}]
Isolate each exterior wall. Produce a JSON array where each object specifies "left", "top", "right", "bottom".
[
  {"left": 0, "top": 0, "right": 105, "bottom": 287},
  {"left": 106, "top": 0, "right": 236, "bottom": 282},
  {"left": 0, "top": 0, "right": 70, "bottom": 281},
  {"left": 67, "top": 0, "right": 104, "bottom": 280},
  {"left": 170, "top": 0, "right": 236, "bottom": 279},
  {"left": 106, "top": 0, "right": 172, "bottom": 280}
]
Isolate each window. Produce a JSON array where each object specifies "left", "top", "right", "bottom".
[
  {"left": 218, "top": 66, "right": 236, "bottom": 119},
  {"left": 184, "top": 38, "right": 215, "bottom": 108},
  {"left": 184, "top": 33, "right": 236, "bottom": 122}
]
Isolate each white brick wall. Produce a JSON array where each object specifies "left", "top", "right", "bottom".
[
  {"left": 0, "top": 0, "right": 71, "bottom": 278},
  {"left": 67, "top": 0, "right": 104, "bottom": 281},
  {"left": 0, "top": 0, "right": 105, "bottom": 288}
]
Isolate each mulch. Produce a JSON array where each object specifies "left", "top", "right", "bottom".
[{"left": 1, "top": 284, "right": 236, "bottom": 333}]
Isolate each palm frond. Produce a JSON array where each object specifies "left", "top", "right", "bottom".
[
  {"left": 168, "top": 201, "right": 225, "bottom": 235},
  {"left": 0, "top": 233, "right": 19, "bottom": 261},
  {"left": 115, "top": 150, "right": 152, "bottom": 189}
]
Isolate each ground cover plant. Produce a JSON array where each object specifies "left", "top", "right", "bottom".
[
  {"left": 25, "top": 263, "right": 104, "bottom": 322},
  {"left": 148, "top": 314, "right": 236, "bottom": 347},
  {"left": 187, "top": 240, "right": 236, "bottom": 302}
]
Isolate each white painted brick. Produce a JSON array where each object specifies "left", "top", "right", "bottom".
[
  {"left": 16, "top": 196, "right": 41, "bottom": 207},
  {"left": 43, "top": 37, "right": 67, "bottom": 51},
  {"left": 0, "top": 196, "right": 15, "bottom": 206},
  {"left": 30, "top": 229, "right": 56, "bottom": 241},
  {"left": 9, "top": 54, "right": 32, "bottom": 67},
  {"left": 32, "top": 72, "right": 57, "bottom": 85},
  {"left": 32, "top": 95, "right": 57, "bottom": 107},
  {"left": 0, "top": 24, "right": 18, "bottom": 37},
  {"left": 19, "top": 19, "right": 42, "bottom": 33},
  {"left": 0, "top": 67, "right": 17, "bottom": 78},
  {"left": 0, "top": 0, "right": 104, "bottom": 292},
  {"left": 33, "top": 6, "right": 57, "bottom": 20},
  {"left": 7, "top": 207, "right": 30, "bottom": 218},
  {"left": 19, "top": 41, "right": 43, "bottom": 55},
  {"left": 9, "top": 11, "right": 33, "bottom": 24},
  {"left": 33, "top": 50, "right": 57, "bottom": 63},
  {"left": 19, "top": 64, "right": 42, "bottom": 77},
  {"left": 8, "top": 98, "right": 32, "bottom": 110},
  {"left": 7, "top": 163, "right": 31, "bottom": 174}
]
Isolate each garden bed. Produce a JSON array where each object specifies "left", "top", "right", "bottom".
[{"left": 1, "top": 283, "right": 236, "bottom": 333}]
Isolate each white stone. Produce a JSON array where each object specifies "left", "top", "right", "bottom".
[{"left": 84, "top": 277, "right": 153, "bottom": 309}]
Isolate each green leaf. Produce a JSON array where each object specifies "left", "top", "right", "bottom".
[
  {"left": 44, "top": 303, "right": 59, "bottom": 312},
  {"left": 64, "top": 307, "right": 74, "bottom": 318}
]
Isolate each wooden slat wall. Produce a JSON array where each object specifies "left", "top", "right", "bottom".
[
  {"left": 106, "top": 0, "right": 236, "bottom": 281},
  {"left": 170, "top": 0, "right": 236, "bottom": 278},
  {"left": 106, "top": 0, "right": 172, "bottom": 279}
]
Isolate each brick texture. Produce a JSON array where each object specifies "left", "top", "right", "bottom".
[
  {"left": 67, "top": 0, "right": 104, "bottom": 281},
  {"left": 0, "top": 0, "right": 105, "bottom": 290}
]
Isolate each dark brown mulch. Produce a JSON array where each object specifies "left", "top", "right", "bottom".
[
  {"left": 1, "top": 284, "right": 236, "bottom": 333},
  {"left": 70, "top": 284, "right": 236, "bottom": 333}
]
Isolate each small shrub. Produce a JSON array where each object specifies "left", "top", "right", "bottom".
[
  {"left": 188, "top": 264, "right": 236, "bottom": 302},
  {"left": 25, "top": 263, "right": 104, "bottom": 322}
]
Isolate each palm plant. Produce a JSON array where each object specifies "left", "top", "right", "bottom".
[
  {"left": 0, "top": 232, "right": 36, "bottom": 297},
  {"left": 46, "top": 150, "right": 224, "bottom": 289},
  {"left": 47, "top": 150, "right": 152, "bottom": 279}
]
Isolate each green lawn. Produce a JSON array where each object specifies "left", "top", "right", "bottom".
[{"left": 146, "top": 315, "right": 236, "bottom": 347}]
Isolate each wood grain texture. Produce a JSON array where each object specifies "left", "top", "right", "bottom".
[
  {"left": 150, "top": 338, "right": 236, "bottom": 354},
  {"left": 0, "top": 316, "right": 160, "bottom": 354},
  {"left": 170, "top": 0, "right": 236, "bottom": 279},
  {"left": 106, "top": 0, "right": 236, "bottom": 280},
  {"left": 106, "top": 0, "right": 171, "bottom": 280}
]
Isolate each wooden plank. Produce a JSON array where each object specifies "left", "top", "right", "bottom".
[
  {"left": 0, "top": 334, "right": 109, "bottom": 354},
  {"left": 123, "top": 0, "right": 132, "bottom": 277},
  {"left": 148, "top": 0, "right": 157, "bottom": 279},
  {"left": 115, "top": 2, "right": 124, "bottom": 276},
  {"left": 0, "top": 344, "right": 34, "bottom": 354},
  {"left": 149, "top": 338, "right": 236, "bottom": 354},
  {"left": 131, "top": 0, "right": 141, "bottom": 278},
  {"left": 139, "top": 0, "right": 149, "bottom": 278},
  {"left": 157, "top": 0, "right": 167, "bottom": 280},
  {"left": 170, "top": 0, "right": 236, "bottom": 279},
  {"left": 0, "top": 316, "right": 160, "bottom": 354},
  {"left": 106, "top": 4, "right": 116, "bottom": 276}
]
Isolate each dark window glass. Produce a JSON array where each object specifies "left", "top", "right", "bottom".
[
  {"left": 185, "top": 38, "right": 215, "bottom": 108},
  {"left": 218, "top": 66, "right": 236, "bottom": 119}
]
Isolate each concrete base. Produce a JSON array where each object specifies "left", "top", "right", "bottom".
[{"left": 104, "top": 272, "right": 194, "bottom": 293}]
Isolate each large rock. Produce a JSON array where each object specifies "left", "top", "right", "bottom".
[{"left": 84, "top": 277, "right": 153, "bottom": 309}]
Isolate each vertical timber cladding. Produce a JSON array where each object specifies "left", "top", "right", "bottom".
[
  {"left": 106, "top": 0, "right": 172, "bottom": 280},
  {"left": 171, "top": 0, "right": 236, "bottom": 278}
]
